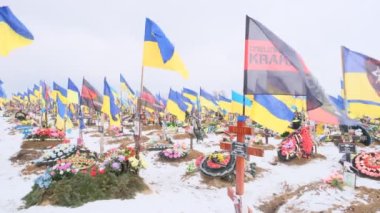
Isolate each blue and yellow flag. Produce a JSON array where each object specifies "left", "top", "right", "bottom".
[
  {"left": 166, "top": 89, "right": 188, "bottom": 121},
  {"left": 67, "top": 78, "right": 80, "bottom": 105},
  {"left": 199, "top": 88, "right": 218, "bottom": 112},
  {"left": 251, "top": 95, "right": 294, "bottom": 133},
  {"left": 27, "top": 88, "right": 38, "bottom": 103},
  {"left": 33, "top": 84, "right": 41, "bottom": 99},
  {"left": 182, "top": 88, "right": 198, "bottom": 103},
  {"left": 342, "top": 46, "right": 380, "bottom": 119},
  {"left": 53, "top": 82, "right": 67, "bottom": 104},
  {"left": 0, "top": 80, "right": 6, "bottom": 98},
  {"left": 102, "top": 78, "right": 120, "bottom": 127},
  {"left": 143, "top": 18, "right": 188, "bottom": 79},
  {"left": 0, "top": 80, "right": 6, "bottom": 106},
  {"left": 120, "top": 74, "right": 136, "bottom": 104},
  {"left": 0, "top": 6, "right": 33, "bottom": 56},
  {"left": 218, "top": 95, "right": 231, "bottom": 114},
  {"left": 231, "top": 90, "right": 252, "bottom": 115},
  {"left": 56, "top": 94, "right": 73, "bottom": 131}
]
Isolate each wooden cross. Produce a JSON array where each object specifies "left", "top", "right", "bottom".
[{"left": 220, "top": 116, "right": 264, "bottom": 213}]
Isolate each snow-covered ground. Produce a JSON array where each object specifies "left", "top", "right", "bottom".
[{"left": 1, "top": 115, "right": 380, "bottom": 213}]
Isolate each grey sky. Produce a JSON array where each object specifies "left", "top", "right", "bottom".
[{"left": 1, "top": 0, "right": 379, "bottom": 98}]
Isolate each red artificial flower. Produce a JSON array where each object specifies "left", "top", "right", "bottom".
[
  {"left": 98, "top": 168, "right": 106, "bottom": 174},
  {"left": 195, "top": 156, "right": 204, "bottom": 168}
]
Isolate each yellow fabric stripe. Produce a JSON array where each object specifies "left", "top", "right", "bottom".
[
  {"left": 345, "top": 73, "right": 380, "bottom": 102},
  {"left": 143, "top": 41, "right": 189, "bottom": 79},
  {"left": 0, "top": 22, "right": 32, "bottom": 56},
  {"left": 166, "top": 99, "right": 186, "bottom": 121},
  {"left": 348, "top": 102, "right": 380, "bottom": 119}
]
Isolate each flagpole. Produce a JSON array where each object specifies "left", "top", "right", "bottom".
[
  {"left": 340, "top": 46, "right": 348, "bottom": 116},
  {"left": 135, "top": 65, "right": 145, "bottom": 159}
]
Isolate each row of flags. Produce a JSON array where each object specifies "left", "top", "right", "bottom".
[{"left": 3, "top": 5, "right": 380, "bottom": 134}]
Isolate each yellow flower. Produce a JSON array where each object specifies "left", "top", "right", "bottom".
[{"left": 129, "top": 157, "right": 139, "bottom": 168}]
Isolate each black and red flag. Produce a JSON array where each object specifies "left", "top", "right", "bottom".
[
  {"left": 140, "top": 86, "right": 158, "bottom": 110},
  {"left": 81, "top": 78, "right": 103, "bottom": 112},
  {"left": 243, "top": 16, "right": 354, "bottom": 125}
]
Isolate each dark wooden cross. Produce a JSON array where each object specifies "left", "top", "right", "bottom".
[{"left": 220, "top": 116, "right": 264, "bottom": 213}]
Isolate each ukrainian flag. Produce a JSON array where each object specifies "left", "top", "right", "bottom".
[
  {"left": 200, "top": 88, "right": 218, "bottom": 112},
  {"left": 33, "top": 84, "right": 41, "bottom": 100},
  {"left": 182, "top": 88, "right": 198, "bottom": 103},
  {"left": 27, "top": 88, "right": 37, "bottom": 103},
  {"left": 342, "top": 46, "right": 380, "bottom": 119},
  {"left": 231, "top": 90, "right": 252, "bottom": 115},
  {"left": 143, "top": 18, "right": 189, "bottom": 79},
  {"left": 0, "top": 81, "right": 5, "bottom": 107},
  {"left": 182, "top": 94, "right": 193, "bottom": 113},
  {"left": 275, "top": 95, "right": 305, "bottom": 112},
  {"left": 53, "top": 82, "right": 67, "bottom": 104},
  {"left": 251, "top": 95, "right": 294, "bottom": 133},
  {"left": 218, "top": 95, "right": 231, "bottom": 113},
  {"left": 0, "top": 80, "right": 6, "bottom": 98},
  {"left": 56, "top": 94, "right": 73, "bottom": 131},
  {"left": 67, "top": 78, "right": 80, "bottom": 105},
  {"left": 166, "top": 89, "right": 188, "bottom": 121},
  {"left": 120, "top": 74, "right": 136, "bottom": 104},
  {"left": 101, "top": 78, "right": 120, "bottom": 127},
  {"left": 0, "top": 6, "right": 33, "bottom": 56}
]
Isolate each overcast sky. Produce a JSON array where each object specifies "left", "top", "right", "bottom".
[{"left": 1, "top": 0, "right": 379, "bottom": 97}]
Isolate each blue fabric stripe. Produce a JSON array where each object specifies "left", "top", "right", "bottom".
[
  {"left": 144, "top": 18, "right": 174, "bottom": 63},
  {"left": 342, "top": 46, "right": 367, "bottom": 73},
  {"left": 53, "top": 82, "right": 67, "bottom": 97},
  {"left": 0, "top": 6, "right": 33, "bottom": 39},
  {"left": 57, "top": 96, "right": 66, "bottom": 118},
  {"left": 329, "top": 95, "right": 345, "bottom": 111},
  {"left": 232, "top": 90, "right": 252, "bottom": 107},
  {"left": 347, "top": 99, "right": 380, "bottom": 107},
  {"left": 254, "top": 95, "right": 294, "bottom": 121},
  {"left": 183, "top": 87, "right": 198, "bottom": 97},
  {"left": 68, "top": 78, "right": 80, "bottom": 94},
  {"left": 200, "top": 88, "right": 218, "bottom": 105},
  {"left": 104, "top": 78, "right": 120, "bottom": 120},
  {"left": 219, "top": 95, "right": 231, "bottom": 103},
  {"left": 120, "top": 74, "right": 135, "bottom": 95},
  {"left": 169, "top": 89, "right": 188, "bottom": 112}
]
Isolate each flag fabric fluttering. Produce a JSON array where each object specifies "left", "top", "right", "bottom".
[
  {"left": 218, "top": 95, "right": 231, "bottom": 114},
  {"left": 53, "top": 82, "right": 67, "bottom": 104},
  {"left": 244, "top": 15, "right": 348, "bottom": 126},
  {"left": 251, "top": 95, "right": 294, "bottom": 133},
  {"left": 0, "top": 80, "right": 6, "bottom": 106},
  {"left": 67, "top": 78, "right": 80, "bottom": 105},
  {"left": 342, "top": 46, "right": 380, "bottom": 119},
  {"left": 166, "top": 89, "right": 188, "bottom": 121},
  {"left": 231, "top": 90, "right": 252, "bottom": 115},
  {"left": 102, "top": 78, "right": 120, "bottom": 127},
  {"left": 120, "top": 74, "right": 136, "bottom": 103},
  {"left": 0, "top": 80, "right": 6, "bottom": 98},
  {"left": 182, "top": 88, "right": 198, "bottom": 103},
  {"left": 56, "top": 94, "right": 73, "bottom": 131},
  {"left": 141, "top": 86, "right": 159, "bottom": 112},
  {"left": 0, "top": 6, "right": 34, "bottom": 56},
  {"left": 329, "top": 95, "right": 345, "bottom": 112},
  {"left": 40, "top": 80, "right": 50, "bottom": 106},
  {"left": 81, "top": 78, "right": 103, "bottom": 112},
  {"left": 143, "top": 18, "right": 189, "bottom": 79},
  {"left": 199, "top": 88, "right": 218, "bottom": 112},
  {"left": 244, "top": 15, "right": 327, "bottom": 111},
  {"left": 33, "top": 84, "right": 41, "bottom": 99},
  {"left": 27, "top": 88, "right": 37, "bottom": 103}
]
